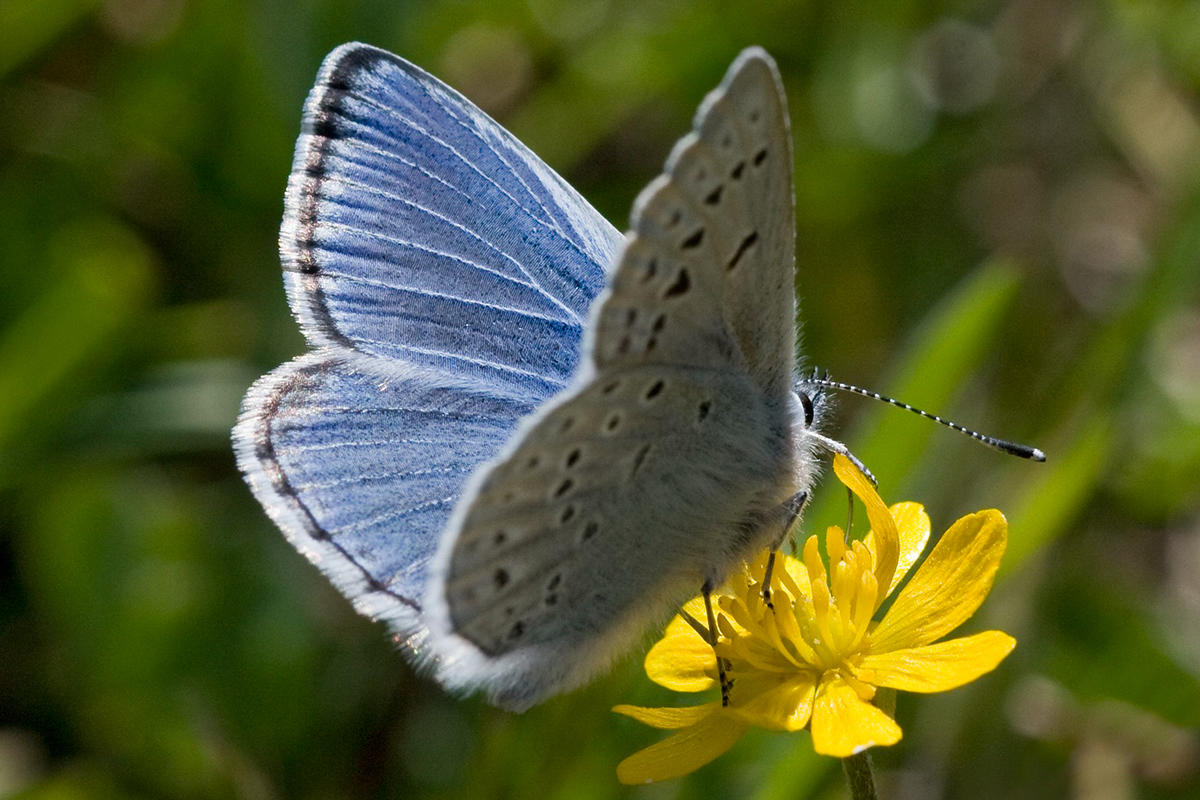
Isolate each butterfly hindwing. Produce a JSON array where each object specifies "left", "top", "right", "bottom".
[
  {"left": 234, "top": 352, "right": 537, "bottom": 646},
  {"left": 433, "top": 364, "right": 788, "bottom": 708},
  {"left": 428, "top": 48, "right": 803, "bottom": 709}
]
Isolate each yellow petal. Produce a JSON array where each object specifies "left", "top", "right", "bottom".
[
  {"left": 616, "top": 711, "right": 749, "bottom": 784},
  {"left": 865, "top": 502, "right": 929, "bottom": 594},
  {"left": 645, "top": 631, "right": 717, "bottom": 692},
  {"left": 810, "top": 673, "right": 902, "bottom": 757},
  {"left": 729, "top": 672, "right": 818, "bottom": 731},
  {"left": 613, "top": 702, "right": 722, "bottom": 729},
  {"left": 857, "top": 631, "right": 1016, "bottom": 692},
  {"left": 833, "top": 455, "right": 899, "bottom": 601},
  {"left": 870, "top": 510, "right": 1008, "bottom": 653}
]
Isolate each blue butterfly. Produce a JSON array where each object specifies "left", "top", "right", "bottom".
[{"left": 234, "top": 43, "right": 827, "bottom": 710}]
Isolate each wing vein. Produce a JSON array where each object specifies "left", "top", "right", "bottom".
[
  {"left": 288, "top": 436, "right": 475, "bottom": 453},
  {"left": 311, "top": 173, "right": 579, "bottom": 321},
  {"left": 335, "top": 87, "right": 600, "bottom": 299},
  {"left": 416, "top": 80, "right": 571, "bottom": 246},
  {"left": 335, "top": 337, "right": 568, "bottom": 386},
  {"left": 335, "top": 495, "right": 457, "bottom": 535},
  {"left": 311, "top": 263, "right": 577, "bottom": 328},
  {"left": 292, "top": 465, "right": 473, "bottom": 491},
  {"left": 301, "top": 228, "right": 575, "bottom": 326}
]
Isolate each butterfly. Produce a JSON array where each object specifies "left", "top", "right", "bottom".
[{"left": 234, "top": 43, "right": 832, "bottom": 711}]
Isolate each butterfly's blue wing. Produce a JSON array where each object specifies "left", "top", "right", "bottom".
[
  {"left": 235, "top": 43, "right": 622, "bottom": 644},
  {"left": 235, "top": 351, "right": 537, "bottom": 639},
  {"left": 280, "top": 43, "right": 620, "bottom": 397}
]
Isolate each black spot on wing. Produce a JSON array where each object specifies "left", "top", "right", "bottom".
[
  {"left": 726, "top": 231, "right": 759, "bottom": 271},
  {"left": 664, "top": 269, "right": 691, "bottom": 298}
]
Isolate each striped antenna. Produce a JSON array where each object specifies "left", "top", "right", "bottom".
[{"left": 811, "top": 378, "right": 1046, "bottom": 462}]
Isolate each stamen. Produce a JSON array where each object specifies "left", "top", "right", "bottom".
[
  {"left": 825, "top": 526, "right": 847, "bottom": 562},
  {"left": 772, "top": 592, "right": 821, "bottom": 664},
  {"left": 803, "top": 536, "right": 827, "bottom": 587},
  {"left": 809, "top": 570, "right": 830, "bottom": 620},
  {"left": 808, "top": 579, "right": 839, "bottom": 665},
  {"left": 851, "top": 539, "right": 873, "bottom": 572},
  {"left": 849, "top": 570, "right": 878, "bottom": 649},
  {"left": 758, "top": 609, "right": 806, "bottom": 669},
  {"left": 831, "top": 557, "right": 858, "bottom": 616},
  {"left": 776, "top": 558, "right": 809, "bottom": 602},
  {"left": 717, "top": 613, "right": 738, "bottom": 641},
  {"left": 722, "top": 596, "right": 763, "bottom": 638}
]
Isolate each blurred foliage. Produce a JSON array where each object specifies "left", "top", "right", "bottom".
[{"left": 2, "top": 0, "right": 1199, "bottom": 798}]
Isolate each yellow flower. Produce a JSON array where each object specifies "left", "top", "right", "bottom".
[{"left": 614, "top": 454, "right": 1016, "bottom": 784}]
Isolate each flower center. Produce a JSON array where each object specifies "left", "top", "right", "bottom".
[{"left": 796, "top": 530, "right": 879, "bottom": 671}]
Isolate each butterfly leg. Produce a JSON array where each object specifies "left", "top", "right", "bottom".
[
  {"left": 807, "top": 431, "right": 877, "bottom": 486},
  {"left": 702, "top": 580, "right": 731, "bottom": 707},
  {"left": 761, "top": 490, "right": 808, "bottom": 608},
  {"left": 762, "top": 552, "right": 777, "bottom": 609}
]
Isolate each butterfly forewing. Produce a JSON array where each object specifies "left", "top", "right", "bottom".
[
  {"left": 692, "top": 53, "right": 796, "bottom": 398},
  {"left": 435, "top": 364, "right": 790, "bottom": 708},
  {"left": 590, "top": 51, "right": 795, "bottom": 396},
  {"left": 281, "top": 44, "right": 622, "bottom": 399}
]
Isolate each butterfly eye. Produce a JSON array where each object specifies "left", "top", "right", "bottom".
[{"left": 799, "top": 392, "right": 815, "bottom": 427}]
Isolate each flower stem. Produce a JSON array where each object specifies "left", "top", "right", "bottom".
[{"left": 841, "top": 752, "right": 877, "bottom": 800}]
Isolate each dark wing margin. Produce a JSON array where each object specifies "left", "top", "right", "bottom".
[
  {"left": 279, "top": 43, "right": 623, "bottom": 401},
  {"left": 233, "top": 350, "right": 537, "bottom": 649}
]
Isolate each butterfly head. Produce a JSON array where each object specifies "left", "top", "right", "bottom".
[{"left": 792, "top": 366, "right": 833, "bottom": 435}]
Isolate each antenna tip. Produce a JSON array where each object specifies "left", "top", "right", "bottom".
[{"left": 997, "top": 440, "right": 1046, "bottom": 461}]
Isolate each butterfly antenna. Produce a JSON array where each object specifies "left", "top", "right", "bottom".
[{"left": 811, "top": 378, "right": 1046, "bottom": 462}]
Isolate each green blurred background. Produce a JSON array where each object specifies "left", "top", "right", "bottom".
[{"left": 3, "top": 0, "right": 1199, "bottom": 797}]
